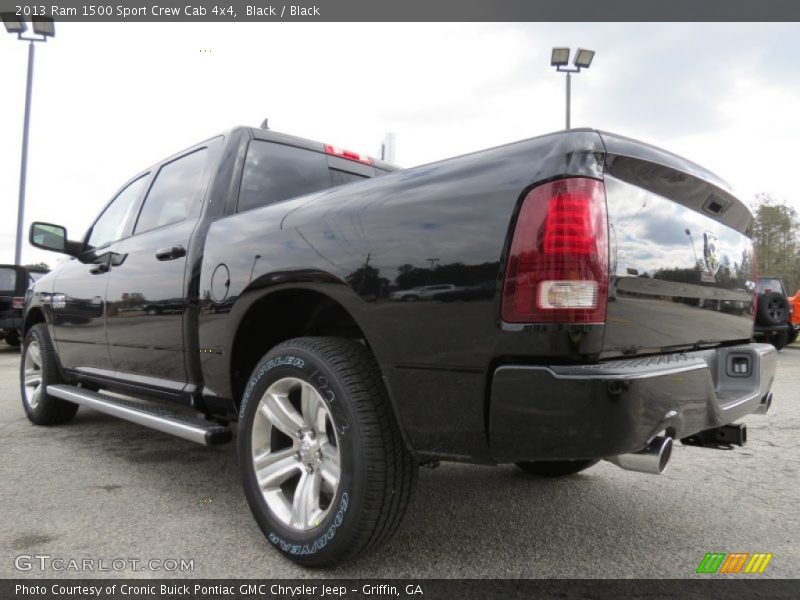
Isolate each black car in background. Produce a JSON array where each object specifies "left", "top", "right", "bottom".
[{"left": 0, "top": 264, "right": 48, "bottom": 348}]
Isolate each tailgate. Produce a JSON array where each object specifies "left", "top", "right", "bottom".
[{"left": 600, "top": 132, "right": 755, "bottom": 356}]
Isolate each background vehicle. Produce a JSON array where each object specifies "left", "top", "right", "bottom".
[
  {"left": 434, "top": 281, "right": 496, "bottom": 302},
  {"left": 21, "top": 127, "right": 775, "bottom": 566},
  {"left": 390, "top": 284, "right": 457, "bottom": 301},
  {"left": 753, "top": 276, "right": 793, "bottom": 349},
  {"left": 0, "top": 264, "right": 48, "bottom": 348},
  {"left": 786, "top": 289, "right": 800, "bottom": 345}
]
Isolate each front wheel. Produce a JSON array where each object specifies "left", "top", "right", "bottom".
[
  {"left": 515, "top": 459, "right": 599, "bottom": 477},
  {"left": 238, "top": 337, "right": 416, "bottom": 566},
  {"left": 20, "top": 324, "right": 79, "bottom": 425}
]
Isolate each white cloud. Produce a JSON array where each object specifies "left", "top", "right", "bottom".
[{"left": 1, "top": 22, "right": 798, "bottom": 267}]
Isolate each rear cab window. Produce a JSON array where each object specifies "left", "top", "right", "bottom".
[{"left": 236, "top": 137, "right": 393, "bottom": 213}]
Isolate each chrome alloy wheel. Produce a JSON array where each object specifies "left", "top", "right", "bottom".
[
  {"left": 251, "top": 377, "right": 341, "bottom": 532},
  {"left": 23, "top": 339, "right": 44, "bottom": 410}
]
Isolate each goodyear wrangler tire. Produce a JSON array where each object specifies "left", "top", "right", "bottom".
[{"left": 238, "top": 337, "right": 417, "bottom": 566}]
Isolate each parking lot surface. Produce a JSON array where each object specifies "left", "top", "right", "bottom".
[{"left": 0, "top": 343, "right": 798, "bottom": 578}]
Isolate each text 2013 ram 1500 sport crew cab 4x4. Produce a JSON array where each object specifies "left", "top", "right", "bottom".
[{"left": 21, "top": 127, "right": 776, "bottom": 566}]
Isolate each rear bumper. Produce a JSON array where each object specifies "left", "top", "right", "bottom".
[
  {"left": 488, "top": 343, "right": 776, "bottom": 462},
  {"left": 754, "top": 323, "right": 791, "bottom": 334}
]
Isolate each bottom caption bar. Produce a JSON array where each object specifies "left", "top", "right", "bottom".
[{"left": 4, "top": 579, "right": 799, "bottom": 599}]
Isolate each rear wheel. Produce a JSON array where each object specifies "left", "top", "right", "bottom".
[
  {"left": 787, "top": 329, "right": 798, "bottom": 345},
  {"left": 20, "top": 324, "right": 79, "bottom": 425},
  {"left": 238, "top": 337, "right": 416, "bottom": 566},
  {"left": 515, "top": 459, "right": 599, "bottom": 477}
]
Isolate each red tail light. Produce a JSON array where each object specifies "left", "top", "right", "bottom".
[
  {"left": 324, "top": 144, "right": 373, "bottom": 165},
  {"left": 502, "top": 177, "right": 608, "bottom": 323},
  {"left": 12, "top": 297, "right": 24, "bottom": 310}
]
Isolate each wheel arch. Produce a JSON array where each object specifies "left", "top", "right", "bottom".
[
  {"left": 24, "top": 307, "right": 47, "bottom": 334},
  {"left": 228, "top": 286, "right": 384, "bottom": 406}
]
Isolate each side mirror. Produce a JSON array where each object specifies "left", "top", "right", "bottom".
[{"left": 29, "top": 222, "right": 82, "bottom": 257}]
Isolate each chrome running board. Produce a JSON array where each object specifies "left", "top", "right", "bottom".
[{"left": 47, "top": 384, "right": 231, "bottom": 446}]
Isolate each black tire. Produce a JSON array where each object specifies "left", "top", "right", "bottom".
[
  {"left": 788, "top": 329, "right": 798, "bottom": 345},
  {"left": 5, "top": 330, "right": 21, "bottom": 347},
  {"left": 402, "top": 295, "right": 419, "bottom": 302},
  {"left": 238, "top": 337, "right": 417, "bottom": 567},
  {"left": 515, "top": 459, "right": 599, "bottom": 477},
  {"left": 757, "top": 292, "right": 789, "bottom": 326},
  {"left": 19, "top": 324, "right": 79, "bottom": 425},
  {"left": 771, "top": 330, "right": 789, "bottom": 351}
]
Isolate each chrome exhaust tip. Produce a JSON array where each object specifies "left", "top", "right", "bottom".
[
  {"left": 605, "top": 435, "right": 673, "bottom": 475},
  {"left": 754, "top": 392, "right": 772, "bottom": 415}
]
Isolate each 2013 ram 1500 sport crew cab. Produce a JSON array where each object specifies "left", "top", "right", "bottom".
[{"left": 21, "top": 127, "right": 776, "bottom": 566}]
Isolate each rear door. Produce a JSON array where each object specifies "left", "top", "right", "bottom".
[{"left": 105, "top": 138, "right": 220, "bottom": 392}]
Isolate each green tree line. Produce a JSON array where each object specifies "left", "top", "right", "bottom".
[{"left": 752, "top": 194, "right": 800, "bottom": 295}]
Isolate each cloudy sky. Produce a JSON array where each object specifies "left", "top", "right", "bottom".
[{"left": 1, "top": 22, "right": 798, "bottom": 267}]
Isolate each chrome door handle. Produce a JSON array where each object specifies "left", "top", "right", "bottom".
[{"left": 155, "top": 245, "right": 186, "bottom": 261}]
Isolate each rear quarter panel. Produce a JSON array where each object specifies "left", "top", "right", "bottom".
[{"left": 199, "top": 130, "right": 607, "bottom": 461}]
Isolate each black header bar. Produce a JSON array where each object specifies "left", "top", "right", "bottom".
[{"left": 1, "top": 0, "right": 800, "bottom": 22}]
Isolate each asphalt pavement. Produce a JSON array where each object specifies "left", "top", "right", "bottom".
[{"left": 0, "top": 342, "right": 798, "bottom": 579}]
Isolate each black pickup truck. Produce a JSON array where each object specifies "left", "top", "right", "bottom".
[{"left": 21, "top": 127, "right": 776, "bottom": 566}]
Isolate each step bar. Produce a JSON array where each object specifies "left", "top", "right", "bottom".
[{"left": 47, "top": 384, "right": 232, "bottom": 446}]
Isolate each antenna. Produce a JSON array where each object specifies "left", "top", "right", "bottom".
[
  {"left": 260, "top": 118, "right": 269, "bottom": 130},
  {"left": 381, "top": 132, "right": 396, "bottom": 162}
]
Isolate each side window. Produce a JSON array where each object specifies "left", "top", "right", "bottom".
[
  {"left": 237, "top": 141, "right": 331, "bottom": 213},
  {"left": 134, "top": 148, "right": 208, "bottom": 234},
  {"left": 88, "top": 175, "right": 149, "bottom": 249}
]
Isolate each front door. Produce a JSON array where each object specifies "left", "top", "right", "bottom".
[{"left": 51, "top": 174, "right": 150, "bottom": 373}]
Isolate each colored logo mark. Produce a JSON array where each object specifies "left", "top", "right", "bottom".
[{"left": 696, "top": 552, "right": 773, "bottom": 574}]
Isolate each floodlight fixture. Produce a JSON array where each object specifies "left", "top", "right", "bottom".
[
  {"left": 574, "top": 48, "right": 595, "bottom": 69},
  {"left": 32, "top": 17, "right": 55, "bottom": 38},
  {"left": 550, "top": 47, "right": 570, "bottom": 67},
  {"left": 1, "top": 12, "right": 27, "bottom": 34}
]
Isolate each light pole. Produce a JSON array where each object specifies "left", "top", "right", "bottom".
[
  {"left": 550, "top": 47, "right": 595, "bottom": 130},
  {"left": 2, "top": 14, "right": 55, "bottom": 266}
]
